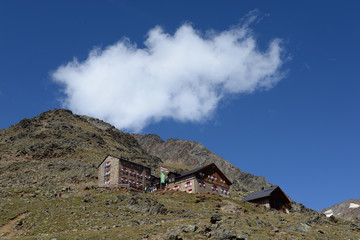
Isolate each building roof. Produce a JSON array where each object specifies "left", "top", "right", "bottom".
[
  {"left": 97, "top": 154, "right": 151, "bottom": 169},
  {"left": 241, "top": 186, "right": 291, "bottom": 204},
  {"left": 241, "top": 186, "right": 278, "bottom": 202},
  {"left": 168, "top": 171, "right": 181, "bottom": 177},
  {"left": 177, "top": 163, "right": 232, "bottom": 185}
]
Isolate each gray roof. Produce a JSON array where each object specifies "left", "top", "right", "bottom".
[
  {"left": 180, "top": 164, "right": 211, "bottom": 177},
  {"left": 241, "top": 186, "right": 278, "bottom": 202},
  {"left": 97, "top": 154, "right": 151, "bottom": 169}
]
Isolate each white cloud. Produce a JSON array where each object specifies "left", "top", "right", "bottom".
[{"left": 52, "top": 20, "right": 285, "bottom": 132}]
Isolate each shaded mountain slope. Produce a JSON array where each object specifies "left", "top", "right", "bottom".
[{"left": 132, "top": 134, "right": 272, "bottom": 192}]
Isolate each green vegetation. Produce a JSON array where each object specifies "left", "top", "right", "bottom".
[{"left": 0, "top": 188, "right": 359, "bottom": 239}]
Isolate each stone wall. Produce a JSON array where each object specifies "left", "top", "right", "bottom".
[
  {"left": 109, "top": 156, "right": 120, "bottom": 186},
  {"left": 98, "top": 155, "right": 152, "bottom": 190},
  {"left": 98, "top": 155, "right": 120, "bottom": 187},
  {"left": 98, "top": 161, "right": 105, "bottom": 187}
]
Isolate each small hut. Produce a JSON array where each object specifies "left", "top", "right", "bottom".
[{"left": 241, "top": 186, "right": 291, "bottom": 213}]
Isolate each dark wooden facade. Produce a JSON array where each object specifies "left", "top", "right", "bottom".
[{"left": 241, "top": 186, "right": 291, "bottom": 213}]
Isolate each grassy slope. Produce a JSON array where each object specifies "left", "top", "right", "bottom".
[{"left": 0, "top": 188, "right": 359, "bottom": 239}]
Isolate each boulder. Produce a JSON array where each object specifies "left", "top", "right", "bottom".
[{"left": 210, "top": 214, "right": 222, "bottom": 224}]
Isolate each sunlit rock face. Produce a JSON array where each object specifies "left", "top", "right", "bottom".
[{"left": 320, "top": 199, "right": 360, "bottom": 220}]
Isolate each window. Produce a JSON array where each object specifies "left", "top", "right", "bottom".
[
  {"left": 105, "top": 180, "right": 110, "bottom": 185},
  {"left": 185, "top": 181, "right": 192, "bottom": 189},
  {"left": 173, "top": 185, "right": 179, "bottom": 190},
  {"left": 199, "top": 181, "right": 206, "bottom": 188},
  {"left": 121, "top": 177, "right": 128, "bottom": 183},
  {"left": 212, "top": 185, "right": 218, "bottom": 192},
  {"left": 105, "top": 170, "right": 110, "bottom": 176},
  {"left": 129, "top": 179, "right": 135, "bottom": 186},
  {"left": 105, "top": 161, "right": 111, "bottom": 167},
  {"left": 221, "top": 188, "right": 229, "bottom": 195}
]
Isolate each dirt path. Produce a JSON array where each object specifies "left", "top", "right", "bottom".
[{"left": 0, "top": 213, "right": 27, "bottom": 239}]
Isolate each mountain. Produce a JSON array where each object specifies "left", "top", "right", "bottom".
[
  {"left": 320, "top": 199, "right": 360, "bottom": 220},
  {"left": 0, "top": 109, "right": 162, "bottom": 188},
  {"left": 132, "top": 134, "right": 272, "bottom": 193},
  {"left": 0, "top": 109, "right": 359, "bottom": 239},
  {"left": 0, "top": 108, "right": 271, "bottom": 194}
]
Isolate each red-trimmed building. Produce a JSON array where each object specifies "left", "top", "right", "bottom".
[
  {"left": 166, "top": 163, "right": 232, "bottom": 197},
  {"left": 97, "top": 155, "right": 152, "bottom": 190}
]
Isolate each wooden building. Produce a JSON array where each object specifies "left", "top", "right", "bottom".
[
  {"left": 166, "top": 163, "right": 232, "bottom": 196},
  {"left": 241, "top": 186, "right": 291, "bottom": 213},
  {"left": 97, "top": 155, "right": 152, "bottom": 190},
  {"left": 150, "top": 174, "right": 161, "bottom": 191}
]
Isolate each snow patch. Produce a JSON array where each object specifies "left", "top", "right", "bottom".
[
  {"left": 349, "top": 203, "right": 360, "bottom": 209},
  {"left": 324, "top": 209, "right": 333, "bottom": 217}
]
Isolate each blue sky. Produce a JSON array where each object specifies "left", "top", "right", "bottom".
[{"left": 1, "top": 1, "right": 359, "bottom": 211}]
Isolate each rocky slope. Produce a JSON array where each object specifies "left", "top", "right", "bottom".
[
  {"left": 0, "top": 109, "right": 359, "bottom": 239},
  {"left": 1, "top": 188, "right": 359, "bottom": 239},
  {"left": 0, "top": 109, "right": 162, "bottom": 188},
  {"left": 320, "top": 199, "right": 360, "bottom": 220},
  {"left": 133, "top": 134, "right": 272, "bottom": 193}
]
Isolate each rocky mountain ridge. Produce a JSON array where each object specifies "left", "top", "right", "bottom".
[
  {"left": 320, "top": 199, "right": 360, "bottom": 220},
  {"left": 133, "top": 134, "right": 272, "bottom": 193}
]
